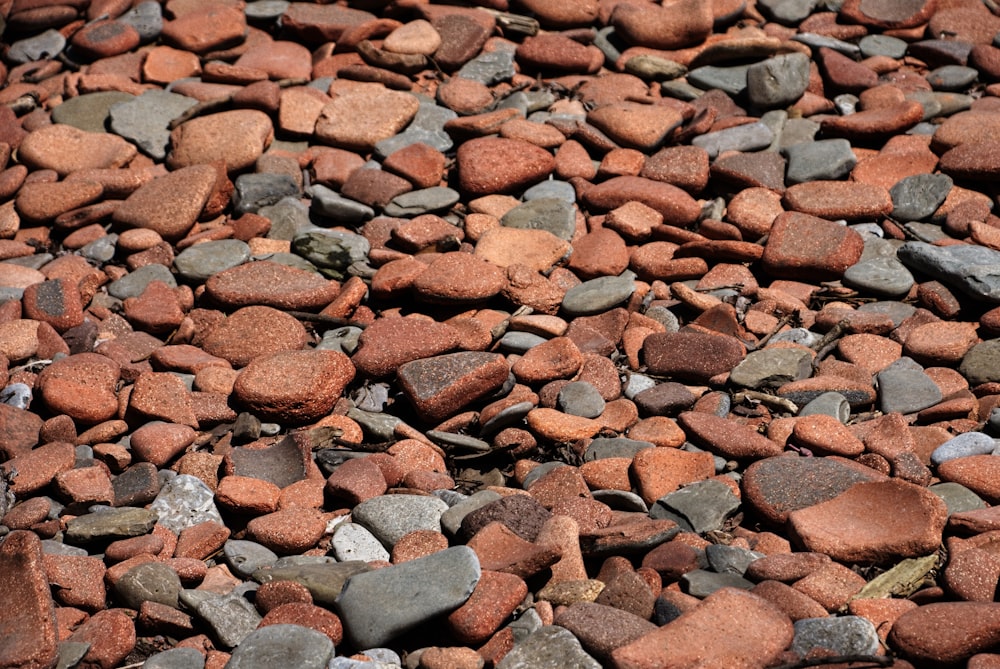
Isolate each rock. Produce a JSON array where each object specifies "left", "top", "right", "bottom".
[
  {"left": 225, "top": 624, "right": 334, "bottom": 669},
  {"left": 0, "top": 531, "right": 58, "bottom": 669},
  {"left": 497, "top": 625, "right": 601, "bottom": 668}
]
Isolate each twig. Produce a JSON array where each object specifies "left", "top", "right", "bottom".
[
  {"left": 811, "top": 318, "right": 849, "bottom": 370},
  {"left": 734, "top": 389, "right": 799, "bottom": 415},
  {"left": 771, "top": 655, "right": 894, "bottom": 669}
]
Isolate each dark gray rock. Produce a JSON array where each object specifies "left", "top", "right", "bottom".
[
  {"left": 790, "top": 616, "right": 879, "bottom": 657},
  {"left": 784, "top": 138, "right": 856, "bottom": 184},
  {"left": 115, "top": 561, "right": 182, "bottom": 610},
  {"left": 496, "top": 625, "right": 601, "bottom": 669},
  {"left": 226, "top": 625, "right": 334, "bottom": 669},
  {"left": 746, "top": 53, "right": 811, "bottom": 109},
  {"left": 890, "top": 173, "right": 953, "bottom": 222},
  {"left": 173, "top": 240, "right": 251, "bottom": 281},
  {"left": 64, "top": 507, "right": 158, "bottom": 543},
  {"left": 877, "top": 357, "right": 942, "bottom": 415},
  {"left": 898, "top": 241, "right": 1000, "bottom": 303},
  {"left": 109, "top": 90, "right": 198, "bottom": 159}
]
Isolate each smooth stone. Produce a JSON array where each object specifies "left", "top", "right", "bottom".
[
  {"left": 291, "top": 229, "right": 370, "bottom": 273},
  {"left": 440, "top": 490, "right": 502, "bottom": 536},
  {"left": 457, "top": 48, "right": 517, "bottom": 85},
  {"left": 680, "top": 570, "right": 755, "bottom": 598},
  {"left": 792, "top": 32, "right": 861, "bottom": 57},
  {"left": 961, "top": 340, "right": 1000, "bottom": 385},
  {"left": 374, "top": 103, "right": 457, "bottom": 159},
  {"left": 261, "top": 197, "right": 311, "bottom": 240},
  {"left": 859, "top": 34, "right": 908, "bottom": 59},
  {"left": 584, "top": 437, "right": 654, "bottom": 461},
  {"left": 898, "top": 241, "right": 1000, "bottom": 303},
  {"left": 797, "top": 392, "right": 851, "bottom": 421},
  {"left": 498, "top": 331, "right": 549, "bottom": 353},
  {"left": 2, "top": 382, "right": 32, "bottom": 410},
  {"left": 592, "top": 489, "right": 649, "bottom": 512},
  {"left": 842, "top": 257, "right": 915, "bottom": 297},
  {"left": 179, "top": 590, "right": 261, "bottom": 648},
  {"left": 115, "top": 561, "right": 182, "bottom": 609},
  {"left": 784, "top": 139, "right": 857, "bottom": 184},
  {"left": 561, "top": 275, "right": 636, "bottom": 316},
  {"left": 109, "top": 90, "right": 199, "bottom": 160},
  {"left": 351, "top": 494, "right": 449, "bottom": 548},
  {"left": 791, "top": 616, "right": 880, "bottom": 657},
  {"left": 877, "top": 357, "right": 943, "bottom": 415},
  {"left": 929, "top": 482, "right": 986, "bottom": 515},
  {"left": 141, "top": 647, "right": 205, "bottom": 669},
  {"left": 107, "top": 264, "right": 176, "bottom": 299},
  {"left": 427, "top": 430, "right": 490, "bottom": 453},
  {"left": 8, "top": 30, "right": 66, "bottom": 64},
  {"left": 523, "top": 180, "right": 576, "bottom": 203},
  {"left": 149, "top": 474, "right": 224, "bottom": 534},
  {"left": 173, "top": 240, "right": 251, "bottom": 281},
  {"left": 382, "top": 187, "right": 460, "bottom": 217},
  {"left": 308, "top": 185, "right": 375, "bottom": 225},
  {"left": 687, "top": 64, "right": 750, "bottom": 96},
  {"left": 890, "top": 173, "right": 953, "bottom": 222},
  {"left": 244, "top": 1, "right": 291, "bottom": 21},
  {"left": 331, "top": 523, "right": 391, "bottom": 563},
  {"left": 746, "top": 53, "right": 811, "bottom": 109},
  {"left": 729, "top": 348, "right": 813, "bottom": 389},
  {"left": 335, "top": 546, "right": 481, "bottom": 648},
  {"left": 557, "top": 381, "right": 606, "bottom": 419},
  {"left": 931, "top": 432, "right": 998, "bottom": 466},
  {"left": 253, "top": 561, "right": 372, "bottom": 606},
  {"left": 223, "top": 539, "right": 278, "bottom": 579},
  {"left": 51, "top": 92, "right": 135, "bottom": 134},
  {"left": 64, "top": 506, "right": 158, "bottom": 543},
  {"left": 233, "top": 174, "right": 300, "bottom": 216},
  {"left": 225, "top": 624, "right": 333, "bottom": 669},
  {"left": 691, "top": 122, "right": 773, "bottom": 159},
  {"left": 652, "top": 479, "right": 741, "bottom": 534},
  {"left": 79, "top": 234, "right": 119, "bottom": 263},
  {"left": 501, "top": 198, "right": 576, "bottom": 241},
  {"left": 120, "top": 0, "right": 163, "bottom": 41},
  {"left": 758, "top": 0, "right": 817, "bottom": 24},
  {"left": 857, "top": 300, "right": 916, "bottom": 327},
  {"left": 496, "top": 625, "right": 601, "bottom": 669},
  {"left": 705, "top": 544, "right": 761, "bottom": 576},
  {"left": 926, "top": 65, "right": 978, "bottom": 91}
]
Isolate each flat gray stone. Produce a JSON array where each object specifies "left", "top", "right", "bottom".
[
  {"left": 351, "top": 494, "right": 449, "bottom": 548},
  {"left": 261, "top": 197, "right": 311, "bottom": 240},
  {"left": 308, "top": 185, "right": 375, "bottom": 224},
  {"left": 107, "top": 263, "right": 177, "bottom": 299},
  {"left": 223, "top": 539, "right": 278, "bottom": 579},
  {"left": 374, "top": 103, "right": 457, "bottom": 159},
  {"left": 792, "top": 32, "right": 860, "bottom": 57},
  {"left": 557, "top": 381, "right": 605, "bottom": 419},
  {"left": 225, "top": 625, "right": 334, "bottom": 669},
  {"left": 784, "top": 138, "right": 857, "bottom": 184},
  {"left": 383, "top": 187, "right": 460, "bottom": 217},
  {"left": 115, "top": 561, "right": 182, "bottom": 610},
  {"left": 729, "top": 348, "right": 813, "bottom": 389},
  {"left": 173, "top": 240, "right": 251, "bottom": 281},
  {"left": 624, "top": 54, "right": 687, "bottom": 81},
  {"left": 457, "top": 48, "right": 516, "bottom": 85},
  {"left": 790, "top": 616, "right": 879, "bottom": 657},
  {"left": 898, "top": 241, "right": 1000, "bottom": 303},
  {"left": 335, "top": 546, "right": 481, "bottom": 648},
  {"left": 890, "top": 173, "right": 953, "bottom": 222},
  {"left": 843, "top": 257, "right": 914, "bottom": 297},
  {"left": 746, "top": 53, "right": 811, "bottom": 109},
  {"left": 233, "top": 173, "right": 301, "bottom": 216},
  {"left": 758, "top": 0, "right": 819, "bottom": 24},
  {"left": 142, "top": 647, "right": 205, "bottom": 669},
  {"left": 7, "top": 29, "right": 66, "bottom": 65},
  {"left": 501, "top": 198, "right": 576, "bottom": 241},
  {"left": 926, "top": 65, "right": 978, "bottom": 91},
  {"left": 859, "top": 34, "right": 908, "bottom": 59},
  {"left": 496, "top": 625, "right": 601, "bottom": 669},
  {"left": 691, "top": 121, "right": 773, "bottom": 159},
  {"left": 253, "top": 561, "right": 372, "bottom": 606},
  {"left": 681, "top": 570, "right": 755, "bottom": 598},
  {"left": 931, "top": 432, "right": 998, "bottom": 466},
  {"left": 584, "top": 437, "right": 655, "bottom": 461},
  {"left": 498, "top": 331, "right": 548, "bottom": 353},
  {"left": 877, "top": 357, "right": 942, "bottom": 415},
  {"left": 109, "top": 90, "right": 199, "bottom": 159},
  {"left": 961, "top": 339, "right": 1000, "bottom": 385},
  {"left": 687, "top": 64, "right": 750, "bottom": 97},
  {"left": 244, "top": 0, "right": 290, "bottom": 21},
  {"left": 119, "top": 0, "right": 163, "bottom": 41},
  {"left": 797, "top": 392, "right": 851, "bottom": 421},
  {"left": 64, "top": 506, "right": 158, "bottom": 543},
  {"left": 930, "top": 481, "right": 986, "bottom": 515},
  {"left": 651, "top": 479, "right": 741, "bottom": 534},
  {"left": 291, "top": 229, "right": 370, "bottom": 272},
  {"left": 523, "top": 180, "right": 576, "bottom": 203},
  {"left": 149, "top": 474, "right": 223, "bottom": 534},
  {"left": 180, "top": 591, "right": 261, "bottom": 649},
  {"left": 52, "top": 92, "right": 135, "bottom": 134},
  {"left": 440, "top": 490, "right": 502, "bottom": 536},
  {"left": 561, "top": 275, "right": 636, "bottom": 316},
  {"left": 331, "top": 523, "right": 390, "bottom": 563},
  {"left": 705, "top": 544, "right": 762, "bottom": 576}
]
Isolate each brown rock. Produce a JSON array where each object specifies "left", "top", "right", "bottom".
[
  {"left": 201, "top": 305, "right": 310, "bottom": 368},
  {"left": 38, "top": 352, "right": 120, "bottom": 425},
  {"left": 18, "top": 124, "right": 137, "bottom": 176},
  {"left": 457, "top": 137, "right": 555, "bottom": 195},
  {"left": 761, "top": 211, "right": 866, "bottom": 281},
  {"left": 233, "top": 349, "right": 355, "bottom": 424},
  {"left": 583, "top": 176, "right": 701, "bottom": 226},
  {"left": 610, "top": 0, "right": 713, "bottom": 50},
  {"left": 161, "top": 4, "right": 248, "bottom": 54},
  {"left": 783, "top": 181, "right": 893, "bottom": 221},
  {"left": 168, "top": 110, "right": 273, "bottom": 173},
  {"left": 890, "top": 602, "right": 1000, "bottom": 666},
  {"left": 352, "top": 316, "right": 460, "bottom": 378},
  {"left": 315, "top": 84, "right": 419, "bottom": 151},
  {"left": 642, "top": 331, "right": 746, "bottom": 384},
  {"left": 411, "top": 252, "right": 506, "bottom": 304},
  {"left": 113, "top": 164, "right": 218, "bottom": 242},
  {"left": 204, "top": 261, "right": 341, "bottom": 310}
]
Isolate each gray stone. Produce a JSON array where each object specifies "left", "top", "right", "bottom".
[
  {"left": 591, "top": 489, "right": 648, "bottom": 512},
  {"left": 906, "top": 90, "right": 943, "bottom": 121},
  {"left": 501, "top": 198, "right": 576, "bottom": 241},
  {"left": 261, "top": 197, "right": 311, "bottom": 240},
  {"left": 233, "top": 173, "right": 301, "bottom": 216},
  {"left": 521, "top": 462, "right": 567, "bottom": 490},
  {"left": 859, "top": 34, "right": 908, "bottom": 59},
  {"left": 961, "top": 340, "right": 1000, "bottom": 384},
  {"left": 317, "top": 326, "right": 363, "bottom": 355},
  {"left": 440, "top": 490, "right": 502, "bottom": 536},
  {"left": 173, "top": 240, "right": 251, "bottom": 281},
  {"left": 383, "top": 187, "right": 460, "bottom": 217},
  {"left": 498, "top": 331, "right": 548, "bottom": 353},
  {"left": 425, "top": 430, "right": 490, "bottom": 453},
  {"left": 643, "top": 305, "right": 680, "bottom": 332},
  {"left": 42, "top": 540, "right": 88, "bottom": 557},
  {"left": 834, "top": 94, "right": 859, "bottom": 116},
  {"left": 223, "top": 539, "right": 278, "bottom": 579},
  {"left": 593, "top": 26, "right": 624, "bottom": 64},
  {"left": 332, "top": 523, "right": 391, "bottom": 563},
  {"left": 523, "top": 180, "right": 576, "bottom": 203},
  {"left": 253, "top": 561, "right": 372, "bottom": 606},
  {"left": 115, "top": 561, "right": 182, "bottom": 610},
  {"left": 624, "top": 54, "right": 687, "bottom": 81},
  {"left": 584, "top": 437, "right": 654, "bottom": 461},
  {"left": 64, "top": 506, "right": 158, "bottom": 543},
  {"left": 561, "top": 275, "right": 636, "bottom": 316},
  {"left": 792, "top": 32, "right": 861, "bottom": 57},
  {"left": 347, "top": 408, "right": 401, "bottom": 441},
  {"left": 681, "top": 569, "right": 755, "bottom": 598},
  {"left": 457, "top": 48, "right": 516, "bottom": 85},
  {"left": 119, "top": 0, "right": 163, "bottom": 41},
  {"left": 729, "top": 348, "right": 813, "bottom": 389},
  {"left": 622, "top": 373, "right": 658, "bottom": 399},
  {"left": 661, "top": 79, "right": 705, "bottom": 101},
  {"left": 496, "top": 625, "right": 601, "bottom": 669},
  {"left": 52, "top": 92, "right": 135, "bottom": 134},
  {"left": 180, "top": 591, "right": 261, "bottom": 649},
  {"left": 705, "top": 544, "right": 762, "bottom": 576},
  {"left": 926, "top": 65, "right": 978, "bottom": 92},
  {"left": 557, "top": 381, "right": 606, "bottom": 419},
  {"left": 149, "top": 474, "right": 224, "bottom": 534},
  {"left": 790, "top": 616, "right": 879, "bottom": 657},
  {"left": 691, "top": 121, "right": 773, "bottom": 159},
  {"left": 251, "top": 251, "right": 316, "bottom": 273},
  {"left": 225, "top": 625, "right": 333, "bottom": 669},
  {"left": 771, "top": 117, "right": 820, "bottom": 152},
  {"left": 797, "top": 392, "right": 851, "bottom": 421},
  {"left": 758, "top": 0, "right": 819, "bottom": 24},
  {"left": 843, "top": 257, "right": 914, "bottom": 297},
  {"left": 142, "top": 647, "right": 205, "bottom": 669},
  {"left": 375, "top": 103, "right": 457, "bottom": 159},
  {"left": 335, "top": 546, "right": 481, "bottom": 648},
  {"left": 351, "top": 494, "right": 449, "bottom": 548},
  {"left": 308, "top": 185, "right": 375, "bottom": 225},
  {"left": 898, "top": 241, "right": 1000, "bottom": 303},
  {"left": 929, "top": 481, "right": 986, "bottom": 515},
  {"left": 857, "top": 300, "right": 916, "bottom": 327},
  {"left": 7, "top": 29, "right": 66, "bottom": 65},
  {"left": 931, "top": 431, "right": 998, "bottom": 466},
  {"left": 1, "top": 382, "right": 32, "bottom": 410},
  {"left": 107, "top": 264, "right": 177, "bottom": 300},
  {"left": 291, "top": 229, "right": 370, "bottom": 272},
  {"left": 877, "top": 357, "right": 942, "bottom": 415},
  {"left": 652, "top": 479, "right": 740, "bottom": 534},
  {"left": 890, "top": 173, "right": 953, "bottom": 222},
  {"left": 746, "top": 53, "right": 811, "bottom": 109},
  {"left": 244, "top": 1, "right": 290, "bottom": 22},
  {"left": 56, "top": 642, "right": 93, "bottom": 669},
  {"left": 109, "top": 90, "right": 199, "bottom": 160},
  {"left": 687, "top": 64, "right": 750, "bottom": 97},
  {"left": 784, "top": 139, "right": 857, "bottom": 184}
]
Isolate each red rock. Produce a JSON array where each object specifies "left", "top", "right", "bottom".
[
  {"left": 324, "top": 456, "right": 388, "bottom": 506},
  {"left": 204, "top": 260, "right": 341, "bottom": 310},
  {"left": 0, "top": 531, "right": 58, "bottom": 668},
  {"left": 382, "top": 142, "right": 446, "bottom": 189},
  {"left": 821, "top": 101, "right": 925, "bottom": 141},
  {"left": 940, "top": 140, "right": 1000, "bottom": 180},
  {"left": 38, "top": 352, "right": 120, "bottom": 425},
  {"left": 260, "top": 602, "right": 344, "bottom": 645},
  {"left": 235, "top": 40, "right": 312, "bottom": 80},
  {"left": 816, "top": 46, "right": 879, "bottom": 93},
  {"left": 412, "top": 252, "right": 506, "bottom": 304},
  {"left": 944, "top": 547, "right": 1000, "bottom": 602},
  {"left": 16, "top": 180, "right": 104, "bottom": 223},
  {"left": 457, "top": 137, "right": 555, "bottom": 195},
  {"left": 128, "top": 371, "right": 199, "bottom": 428},
  {"left": 142, "top": 45, "right": 202, "bottom": 84},
  {"left": 44, "top": 553, "right": 107, "bottom": 611},
  {"left": 782, "top": 181, "right": 893, "bottom": 221},
  {"left": 610, "top": 0, "right": 713, "bottom": 50},
  {"left": 72, "top": 19, "right": 141, "bottom": 59},
  {"left": 631, "top": 447, "right": 716, "bottom": 504},
  {"left": 129, "top": 422, "right": 197, "bottom": 468},
  {"left": 792, "top": 561, "right": 866, "bottom": 612},
  {"left": 123, "top": 280, "right": 186, "bottom": 334},
  {"left": 584, "top": 176, "right": 701, "bottom": 227},
  {"left": 53, "top": 466, "right": 115, "bottom": 506},
  {"left": 112, "top": 164, "right": 218, "bottom": 242},
  {"left": 588, "top": 102, "right": 684, "bottom": 152},
  {"left": 247, "top": 508, "right": 329, "bottom": 554},
  {"left": 351, "top": 316, "right": 460, "bottom": 378},
  {"left": 517, "top": 33, "right": 602, "bottom": 74},
  {"left": 612, "top": 588, "right": 793, "bottom": 669},
  {"left": 21, "top": 278, "right": 84, "bottom": 332},
  {"left": 642, "top": 331, "right": 745, "bottom": 384},
  {"left": 233, "top": 349, "right": 355, "bottom": 424},
  {"left": 791, "top": 414, "right": 865, "bottom": 457},
  {"left": 18, "top": 124, "right": 137, "bottom": 176},
  {"left": 679, "top": 411, "right": 784, "bottom": 460},
  {"left": 761, "top": 211, "right": 866, "bottom": 281},
  {"left": 315, "top": 84, "right": 419, "bottom": 152},
  {"left": 201, "top": 305, "right": 310, "bottom": 368},
  {"left": 939, "top": 455, "right": 1000, "bottom": 504},
  {"left": 67, "top": 608, "right": 136, "bottom": 669},
  {"left": 168, "top": 110, "right": 273, "bottom": 173},
  {"left": 447, "top": 570, "right": 528, "bottom": 644},
  {"left": 397, "top": 351, "right": 510, "bottom": 423},
  {"left": 890, "top": 602, "right": 1000, "bottom": 666},
  {"left": 161, "top": 4, "right": 248, "bottom": 54}
]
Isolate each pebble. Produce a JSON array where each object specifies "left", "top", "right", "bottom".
[
  {"left": 226, "top": 624, "right": 334, "bottom": 669},
  {"left": 149, "top": 474, "right": 224, "bottom": 534},
  {"left": 496, "top": 625, "right": 601, "bottom": 669},
  {"left": 790, "top": 616, "right": 880, "bottom": 657},
  {"left": 351, "top": 494, "right": 449, "bottom": 548}
]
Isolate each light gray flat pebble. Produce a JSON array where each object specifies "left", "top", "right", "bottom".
[
  {"left": 1, "top": 382, "right": 31, "bottom": 410},
  {"left": 877, "top": 357, "right": 942, "bottom": 415},
  {"left": 557, "top": 381, "right": 606, "bottom": 419},
  {"left": 561, "top": 275, "right": 636, "bottom": 316},
  {"left": 244, "top": 0, "right": 290, "bottom": 21},
  {"left": 56, "top": 641, "right": 93, "bottom": 669},
  {"left": 926, "top": 65, "right": 978, "bottom": 91},
  {"left": 223, "top": 539, "right": 278, "bottom": 579},
  {"left": 383, "top": 187, "right": 460, "bottom": 217},
  {"left": 261, "top": 197, "right": 311, "bottom": 240},
  {"left": 479, "top": 400, "right": 534, "bottom": 436},
  {"left": 890, "top": 173, "right": 953, "bottom": 222},
  {"left": 651, "top": 479, "right": 740, "bottom": 534},
  {"left": 770, "top": 116, "right": 820, "bottom": 152},
  {"left": 440, "top": 490, "right": 502, "bottom": 536},
  {"left": 375, "top": 103, "right": 457, "bottom": 158},
  {"left": 687, "top": 64, "right": 750, "bottom": 97},
  {"left": 592, "top": 489, "right": 648, "bottom": 512},
  {"left": 746, "top": 53, "right": 811, "bottom": 109},
  {"left": 706, "top": 544, "right": 762, "bottom": 576},
  {"left": 179, "top": 591, "right": 261, "bottom": 648},
  {"left": 857, "top": 300, "right": 916, "bottom": 327},
  {"left": 332, "top": 523, "right": 391, "bottom": 563},
  {"left": 496, "top": 625, "right": 601, "bottom": 669},
  {"left": 225, "top": 625, "right": 333, "bottom": 669},
  {"left": 624, "top": 54, "right": 687, "bottom": 81},
  {"left": 797, "top": 392, "right": 850, "bottom": 421},
  {"left": 501, "top": 197, "right": 576, "bottom": 241},
  {"left": 729, "top": 348, "right": 813, "bottom": 389},
  {"left": 149, "top": 474, "right": 223, "bottom": 534},
  {"left": 308, "top": 185, "right": 375, "bottom": 224},
  {"left": 115, "top": 561, "right": 182, "bottom": 610},
  {"left": 64, "top": 506, "right": 158, "bottom": 543},
  {"left": 691, "top": 121, "right": 773, "bottom": 159},
  {"left": 351, "top": 494, "right": 449, "bottom": 548},
  {"left": 643, "top": 305, "right": 679, "bottom": 332},
  {"left": 961, "top": 340, "right": 1000, "bottom": 385},
  {"left": 623, "top": 373, "right": 658, "bottom": 399},
  {"left": 425, "top": 430, "right": 490, "bottom": 453},
  {"left": 931, "top": 432, "right": 998, "bottom": 466},
  {"left": 109, "top": 90, "right": 198, "bottom": 159},
  {"left": 335, "top": 546, "right": 481, "bottom": 648},
  {"left": 498, "top": 331, "right": 548, "bottom": 353},
  {"left": 843, "top": 257, "right": 914, "bottom": 297},
  {"left": 142, "top": 647, "right": 205, "bottom": 669},
  {"left": 233, "top": 173, "right": 300, "bottom": 215},
  {"left": 119, "top": 0, "right": 163, "bottom": 41},
  {"left": 107, "top": 263, "right": 176, "bottom": 299},
  {"left": 52, "top": 91, "right": 134, "bottom": 134},
  {"left": 42, "top": 539, "right": 88, "bottom": 557},
  {"left": 929, "top": 482, "right": 986, "bottom": 515},
  {"left": 784, "top": 138, "right": 856, "bottom": 184},
  {"left": 859, "top": 34, "right": 908, "bottom": 59},
  {"left": 792, "top": 32, "right": 861, "bottom": 56},
  {"left": 790, "top": 616, "right": 880, "bottom": 657},
  {"left": 523, "top": 180, "right": 576, "bottom": 203},
  {"left": 457, "top": 48, "right": 516, "bottom": 85},
  {"left": 593, "top": 26, "right": 623, "bottom": 63},
  {"left": 681, "top": 570, "right": 754, "bottom": 598},
  {"left": 7, "top": 29, "right": 66, "bottom": 65},
  {"left": 898, "top": 241, "right": 1000, "bottom": 303},
  {"left": 292, "top": 229, "right": 370, "bottom": 273},
  {"left": 758, "top": 0, "right": 818, "bottom": 24},
  {"left": 253, "top": 561, "right": 371, "bottom": 606},
  {"left": 584, "top": 437, "right": 655, "bottom": 461},
  {"left": 173, "top": 240, "right": 251, "bottom": 281}
]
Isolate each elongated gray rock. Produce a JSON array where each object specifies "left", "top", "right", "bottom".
[{"left": 898, "top": 241, "right": 1000, "bottom": 302}]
